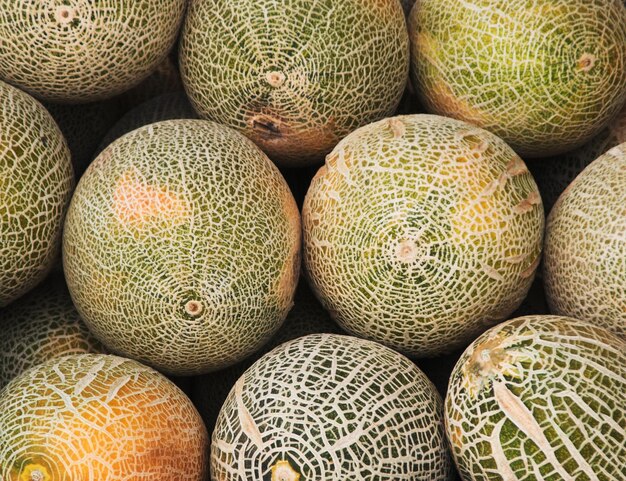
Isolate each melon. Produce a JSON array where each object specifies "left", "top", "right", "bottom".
[
  {"left": 0, "top": 353, "right": 208, "bottom": 481},
  {"left": 409, "top": 0, "right": 626, "bottom": 158},
  {"left": 303, "top": 114, "right": 544, "bottom": 357},
  {"left": 63, "top": 119, "right": 301, "bottom": 375},
  {"left": 543, "top": 143, "right": 626, "bottom": 338},
  {"left": 179, "top": 0, "right": 409, "bottom": 166},
  {"left": 0, "top": 274, "right": 103, "bottom": 388},
  {"left": 211, "top": 334, "right": 453, "bottom": 480},
  {"left": 0, "top": 80, "right": 73, "bottom": 307},
  {"left": 0, "top": 1, "right": 186, "bottom": 103},
  {"left": 445, "top": 315, "right": 626, "bottom": 481}
]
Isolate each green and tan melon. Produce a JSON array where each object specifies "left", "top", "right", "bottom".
[
  {"left": 445, "top": 315, "right": 626, "bottom": 480},
  {"left": 303, "top": 114, "right": 544, "bottom": 357},
  {"left": 0, "top": 353, "right": 208, "bottom": 481},
  {"left": 409, "top": 0, "right": 626, "bottom": 157},
  {"left": 179, "top": 0, "right": 409, "bottom": 166},
  {"left": 0, "top": 80, "right": 73, "bottom": 307},
  {"left": 543, "top": 143, "right": 626, "bottom": 338},
  {"left": 212, "top": 334, "right": 454, "bottom": 480},
  {"left": 0, "top": 1, "right": 186, "bottom": 103},
  {"left": 63, "top": 119, "right": 301, "bottom": 375}
]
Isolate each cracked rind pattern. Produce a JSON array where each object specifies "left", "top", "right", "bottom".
[
  {"left": 303, "top": 114, "right": 544, "bottom": 357},
  {"left": 0, "top": 1, "right": 186, "bottom": 103},
  {"left": 543, "top": 143, "right": 626, "bottom": 338},
  {"left": 0, "top": 80, "right": 74, "bottom": 308},
  {"left": 63, "top": 119, "right": 301, "bottom": 375},
  {"left": 0, "top": 353, "right": 208, "bottom": 481},
  {"left": 179, "top": 0, "right": 409, "bottom": 166},
  {"left": 445, "top": 315, "right": 626, "bottom": 481},
  {"left": 211, "top": 334, "right": 454, "bottom": 481},
  {"left": 409, "top": 0, "right": 626, "bottom": 158},
  {"left": 0, "top": 275, "right": 104, "bottom": 389}
]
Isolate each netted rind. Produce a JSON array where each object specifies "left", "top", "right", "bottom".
[
  {"left": 212, "top": 334, "right": 453, "bottom": 480},
  {"left": 409, "top": 0, "right": 626, "bottom": 158},
  {"left": 303, "top": 114, "right": 544, "bottom": 357},
  {"left": 0, "top": 80, "right": 74, "bottom": 307},
  {"left": 0, "top": 1, "right": 186, "bottom": 103},
  {"left": 63, "top": 119, "right": 301, "bottom": 375},
  {"left": 445, "top": 315, "right": 626, "bottom": 481},
  {"left": 179, "top": 0, "right": 409, "bottom": 166},
  {"left": 0, "top": 353, "right": 208, "bottom": 481},
  {"left": 544, "top": 143, "right": 626, "bottom": 338}
]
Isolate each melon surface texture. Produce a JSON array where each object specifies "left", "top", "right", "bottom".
[
  {"left": 179, "top": 0, "right": 409, "bottom": 166},
  {"left": 0, "top": 354, "right": 208, "bottom": 481},
  {"left": 409, "top": 0, "right": 626, "bottom": 157},
  {"left": 445, "top": 315, "right": 626, "bottom": 481},
  {"left": 303, "top": 114, "right": 544, "bottom": 357},
  {"left": 63, "top": 119, "right": 301, "bottom": 375}
]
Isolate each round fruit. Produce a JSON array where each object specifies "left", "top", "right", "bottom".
[
  {"left": 303, "top": 114, "right": 544, "bottom": 357},
  {"left": 445, "top": 315, "right": 626, "bottom": 481},
  {"left": 0, "top": 1, "right": 186, "bottom": 103},
  {"left": 179, "top": 0, "right": 408, "bottom": 166},
  {"left": 0, "top": 353, "right": 208, "bottom": 481},
  {"left": 544, "top": 143, "right": 626, "bottom": 338},
  {"left": 0, "top": 274, "right": 104, "bottom": 388},
  {"left": 63, "top": 119, "right": 301, "bottom": 375},
  {"left": 409, "top": 0, "right": 626, "bottom": 157},
  {"left": 211, "top": 334, "right": 453, "bottom": 480},
  {"left": 0, "top": 80, "right": 73, "bottom": 307}
]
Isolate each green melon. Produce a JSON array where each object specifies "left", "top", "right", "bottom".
[
  {"left": 303, "top": 114, "right": 544, "bottom": 357},
  {"left": 0, "top": 353, "right": 208, "bottom": 481},
  {"left": 179, "top": 0, "right": 409, "bottom": 166},
  {"left": 0, "top": 1, "right": 186, "bottom": 103},
  {"left": 409, "top": 0, "right": 626, "bottom": 158},
  {"left": 445, "top": 315, "right": 626, "bottom": 480},
  {"left": 63, "top": 119, "right": 301, "bottom": 375},
  {"left": 0, "top": 80, "right": 73, "bottom": 307},
  {"left": 212, "top": 334, "right": 453, "bottom": 480},
  {"left": 543, "top": 143, "right": 626, "bottom": 338}
]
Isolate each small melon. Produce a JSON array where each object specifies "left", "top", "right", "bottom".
[
  {"left": 0, "top": 353, "right": 208, "bottom": 481},
  {"left": 0, "top": 80, "right": 73, "bottom": 307},
  {"left": 409, "top": 0, "right": 626, "bottom": 157},
  {"left": 212, "top": 334, "right": 453, "bottom": 480},
  {"left": 445, "top": 315, "right": 626, "bottom": 480},
  {"left": 0, "top": 1, "right": 186, "bottom": 103},
  {"left": 303, "top": 114, "right": 544, "bottom": 357},
  {"left": 179, "top": 0, "right": 409, "bottom": 166},
  {"left": 543, "top": 143, "right": 626, "bottom": 338},
  {"left": 63, "top": 120, "right": 301, "bottom": 375}
]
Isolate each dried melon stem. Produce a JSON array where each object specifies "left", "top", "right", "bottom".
[
  {"left": 20, "top": 464, "right": 50, "bottom": 481},
  {"left": 271, "top": 460, "right": 300, "bottom": 481}
]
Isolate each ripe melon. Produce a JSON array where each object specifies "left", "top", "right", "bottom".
[
  {"left": 543, "top": 143, "right": 626, "bottom": 338},
  {"left": 63, "top": 120, "right": 301, "bottom": 375},
  {"left": 0, "top": 80, "right": 73, "bottom": 307},
  {"left": 445, "top": 315, "right": 626, "bottom": 481},
  {"left": 303, "top": 114, "right": 544, "bottom": 357},
  {"left": 179, "top": 0, "right": 409, "bottom": 166},
  {"left": 0, "top": 353, "right": 208, "bottom": 481},
  {"left": 212, "top": 334, "right": 453, "bottom": 480},
  {"left": 0, "top": 1, "right": 186, "bottom": 103},
  {"left": 409, "top": 0, "right": 626, "bottom": 158}
]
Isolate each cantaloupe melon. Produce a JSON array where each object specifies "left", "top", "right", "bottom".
[
  {"left": 445, "top": 315, "right": 626, "bottom": 480},
  {"left": 544, "top": 143, "right": 626, "bottom": 338},
  {"left": 303, "top": 114, "right": 544, "bottom": 357},
  {"left": 212, "top": 334, "right": 453, "bottom": 480},
  {"left": 409, "top": 0, "right": 626, "bottom": 157},
  {"left": 179, "top": 0, "right": 409, "bottom": 166},
  {"left": 0, "top": 274, "right": 103, "bottom": 388},
  {"left": 63, "top": 120, "right": 301, "bottom": 375},
  {"left": 0, "top": 353, "right": 208, "bottom": 481},
  {"left": 0, "top": 80, "right": 73, "bottom": 307},
  {"left": 0, "top": 1, "right": 186, "bottom": 103}
]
